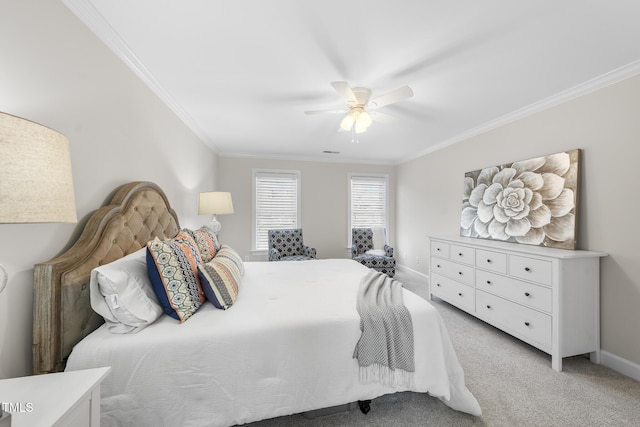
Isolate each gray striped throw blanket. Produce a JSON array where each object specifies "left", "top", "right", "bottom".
[{"left": 353, "top": 270, "right": 415, "bottom": 388}]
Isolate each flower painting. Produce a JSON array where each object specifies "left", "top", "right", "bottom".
[{"left": 460, "top": 149, "right": 580, "bottom": 249}]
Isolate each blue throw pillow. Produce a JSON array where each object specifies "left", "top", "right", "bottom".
[{"left": 146, "top": 231, "right": 205, "bottom": 322}]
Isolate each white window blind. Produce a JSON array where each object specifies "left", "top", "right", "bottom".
[
  {"left": 349, "top": 174, "right": 388, "bottom": 232},
  {"left": 253, "top": 170, "right": 300, "bottom": 251}
]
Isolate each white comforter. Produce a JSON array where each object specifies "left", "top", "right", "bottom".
[{"left": 66, "top": 259, "right": 481, "bottom": 426}]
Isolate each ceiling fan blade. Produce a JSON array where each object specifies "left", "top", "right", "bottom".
[
  {"left": 330, "top": 81, "right": 358, "bottom": 104},
  {"left": 369, "top": 111, "right": 397, "bottom": 123},
  {"left": 368, "top": 86, "right": 414, "bottom": 109},
  {"left": 304, "top": 108, "right": 347, "bottom": 115}
]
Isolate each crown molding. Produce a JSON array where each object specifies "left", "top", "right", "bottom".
[
  {"left": 399, "top": 59, "right": 640, "bottom": 164},
  {"left": 219, "top": 151, "right": 397, "bottom": 166},
  {"left": 62, "top": 0, "right": 218, "bottom": 151}
]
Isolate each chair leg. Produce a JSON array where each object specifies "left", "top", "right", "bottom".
[{"left": 358, "top": 400, "right": 371, "bottom": 414}]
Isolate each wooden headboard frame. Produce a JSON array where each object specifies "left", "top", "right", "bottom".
[{"left": 33, "top": 181, "right": 180, "bottom": 374}]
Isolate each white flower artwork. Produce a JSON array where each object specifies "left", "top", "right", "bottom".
[{"left": 460, "top": 149, "right": 580, "bottom": 249}]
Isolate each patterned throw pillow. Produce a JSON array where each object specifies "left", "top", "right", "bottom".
[
  {"left": 182, "top": 227, "right": 221, "bottom": 263},
  {"left": 197, "top": 245, "right": 244, "bottom": 310},
  {"left": 146, "top": 231, "right": 205, "bottom": 322}
]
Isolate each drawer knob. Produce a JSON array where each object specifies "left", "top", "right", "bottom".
[
  {"left": 525, "top": 292, "right": 531, "bottom": 297},
  {"left": 436, "top": 264, "right": 441, "bottom": 268},
  {"left": 486, "top": 280, "right": 492, "bottom": 285},
  {"left": 486, "top": 259, "right": 492, "bottom": 263},
  {"left": 458, "top": 252, "right": 463, "bottom": 257},
  {"left": 458, "top": 271, "right": 463, "bottom": 275},
  {"left": 458, "top": 292, "right": 463, "bottom": 297},
  {"left": 436, "top": 283, "right": 441, "bottom": 287},
  {"left": 525, "top": 267, "right": 531, "bottom": 272},
  {"left": 437, "top": 248, "right": 441, "bottom": 251},
  {"left": 486, "top": 305, "right": 491, "bottom": 309},
  {"left": 524, "top": 322, "right": 531, "bottom": 327}
]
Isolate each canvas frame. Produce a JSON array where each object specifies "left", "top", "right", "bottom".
[{"left": 460, "top": 149, "right": 580, "bottom": 250}]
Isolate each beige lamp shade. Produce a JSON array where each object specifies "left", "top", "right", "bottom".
[
  {"left": 198, "top": 192, "right": 234, "bottom": 215},
  {"left": 0, "top": 112, "right": 77, "bottom": 223}
]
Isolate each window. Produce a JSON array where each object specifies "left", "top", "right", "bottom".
[
  {"left": 348, "top": 173, "right": 388, "bottom": 243},
  {"left": 253, "top": 169, "right": 301, "bottom": 251}
]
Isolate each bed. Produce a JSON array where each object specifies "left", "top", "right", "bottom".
[{"left": 32, "top": 181, "right": 481, "bottom": 426}]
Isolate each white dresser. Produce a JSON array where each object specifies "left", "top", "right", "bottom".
[{"left": 428, "top": 236, "right": 606, "bottom": 371}]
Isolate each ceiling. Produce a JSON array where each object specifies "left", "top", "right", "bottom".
[{"left": 64, "top": 0, "right": 640, "bottom": 164}]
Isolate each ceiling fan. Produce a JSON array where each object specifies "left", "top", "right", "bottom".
[{"left": 304, "top": 81, "right": 414, "bottom": 134}]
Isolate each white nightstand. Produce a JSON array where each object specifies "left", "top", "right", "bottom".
[{"left": 0, "top": 367, "right": 110, "bottom": 427}]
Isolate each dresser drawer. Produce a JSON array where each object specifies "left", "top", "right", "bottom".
[
  {"left": 476, "top": 270, "right": 552, "bottom": 313},
  {"left": 431, "top": 273, "right": 474, "bottom": 312},
  {"left": 430, "top": 240, "right": 450, "bottom": 258},
  {"left": 509, "top": 255, "right": 552, "bottom": 285},
  {"left": 475, "top": 249, "right": 507, "bottom": 274},
  {"left": 449, "top": 244, "right": 475, "bottom": 266},
  {"left": 431, "top": 258, "right": 474, "bottom": 286},
  {"left": 476, "top": 290, "right": 551, "bottom": 350}
]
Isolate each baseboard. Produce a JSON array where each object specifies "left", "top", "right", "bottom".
[
  {"left": 396, "top": 264, "right": 429, "bottom": 280},
  {"left": 601, "top": 351, "right": 640, "bottom": 382}
]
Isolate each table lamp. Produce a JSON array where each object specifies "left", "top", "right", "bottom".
[{"left": 198, "top": 191, "right": 234, "bottom": 233}]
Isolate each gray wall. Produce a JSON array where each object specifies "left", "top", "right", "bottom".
[
  {"left": 217, "top": 157, "right": 395, "bottom": 261},
  {"left": 396, "top": 74, "right": 640, "bottom": 369},
  {"left": 0, "top": 0, "right": 218, "bottom": 378}
]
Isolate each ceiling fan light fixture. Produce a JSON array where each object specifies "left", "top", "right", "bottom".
[
  {"left": 358, "top": 110, "right": 372, "bottom": 128},
  {"left": 341, "top": 107, "right": 373, "bottom": 133},
  {"left": 340, "top": 112, "right": 356, "bottom": 131},
  {"left": 354, "top": 122, "right": 368, "bottom": 134}
]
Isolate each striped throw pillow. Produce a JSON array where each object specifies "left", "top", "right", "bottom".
[{"left": 197, "top": 245, "right": 244, "bottom": 310}]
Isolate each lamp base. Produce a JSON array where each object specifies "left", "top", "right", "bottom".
[
  {"left": 207, "top": 215, "right": 222, "bottom": 233},
  {"left": 0, "top": 409, "right": 11, "bottom": 427},
  {"left": 0, "top": 264, "right": 7, "bottom": 294}
]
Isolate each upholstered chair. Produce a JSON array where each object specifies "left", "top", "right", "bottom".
[
  {"left": 268, "top": 229, "right": 317, "bottom": 261},
  {"left": 351, "top": 228, "right": 396, "bottom": 277}
]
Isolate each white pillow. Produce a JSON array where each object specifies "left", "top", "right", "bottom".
[
  {"left": 371, "top": 227, "right": 386, "bottom": 249},
  {"left": 90, "top": 248, "right": 164, "bottom": 333},
  {"left": 366, "top": 249, "right": 386, "bottom": 257}
]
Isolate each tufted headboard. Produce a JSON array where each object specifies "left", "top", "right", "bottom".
[{"left": 33, "top": 181, "right": 180, "bottom": 374}]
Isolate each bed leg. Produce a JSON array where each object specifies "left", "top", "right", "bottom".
[{"left": 358, "top": 400, "right": 371, "bottom": 414}]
